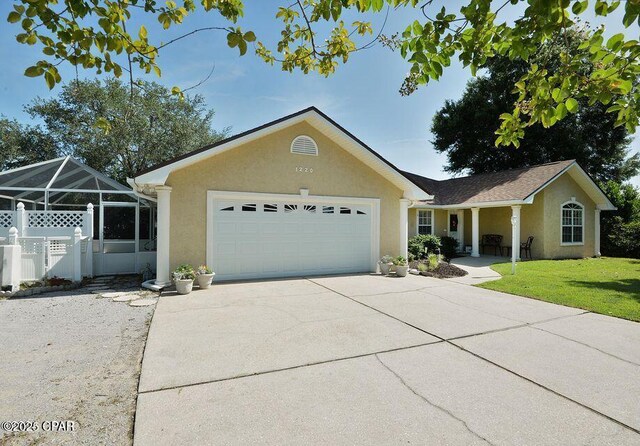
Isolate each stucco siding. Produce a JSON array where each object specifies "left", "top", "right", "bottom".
[
  {"left": 434, "top": 209, "right": 448, "bottom": 238},
  {"left": 542, "top": 173, "right": 596, "bottom": 258},
  {"left": 520, "top": 191, "right": 545, "bottom": 258},
  {"left": 408, "top": 208, "right": 417, "bottom": 237},
  {"left": 165, "top": 121, "right": 403, "bottom": 270},
  {"left": 463, "top": 209, "right": 472, "bottom": 246}
]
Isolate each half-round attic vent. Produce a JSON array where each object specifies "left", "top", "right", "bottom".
[{"left": 291, "top": 135, "right": 318, "bottom": 156}]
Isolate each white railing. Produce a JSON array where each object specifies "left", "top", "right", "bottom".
[{"left": 4, "top": 202, "right": 94, "bottom": 238}]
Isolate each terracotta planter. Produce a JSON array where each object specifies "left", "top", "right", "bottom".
[
  {"left": 196, "top": 273, "right": 215, "bottom": 289},
  {"left": 175, "top": 279, "right": 194, "bottom": 295},
  {"left": 395, "top": 265, "right": 409, "bottom": 277},
  {"left": 379, "top": 262, "right": 392, "bottom": 275}
]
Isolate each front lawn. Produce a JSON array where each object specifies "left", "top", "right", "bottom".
[{"left": 478, "top": 257, "right": 640, "bottom": 322}]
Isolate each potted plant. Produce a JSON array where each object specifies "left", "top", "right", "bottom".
[
  {"left": 393, "top": 256, "right": 409, "bottom": 277},
  {"left": 173, "top": 264, "right": 195, "bottom": 295},
  {"left": 378, "top": 255, "right": 394, "bottom": 275},
  {"left": 196, "top": 264, "right": 215, "bottom": 289}
]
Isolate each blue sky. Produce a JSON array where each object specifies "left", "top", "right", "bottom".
[{"left": 0, "top": 1, "right": 638, "bottom": 187}]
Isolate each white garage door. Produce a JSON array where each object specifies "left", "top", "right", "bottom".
[{"left": 207, "top": 192, "right": 379, "bottom": 281}]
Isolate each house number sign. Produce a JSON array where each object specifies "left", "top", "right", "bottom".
[{"left": 295, "top": 167, "right": 314, "bottom": 173}]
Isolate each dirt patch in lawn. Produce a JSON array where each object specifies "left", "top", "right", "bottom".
[{"left": 0, "top": 287, "right": 154, "bottom": 445}]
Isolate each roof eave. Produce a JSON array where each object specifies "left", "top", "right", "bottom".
[
  {"left": 524, "top": 162, "right": 616, "bottom": 210},
  {"left": 413, "top": 198, "right": 532, "bottom": 209}
]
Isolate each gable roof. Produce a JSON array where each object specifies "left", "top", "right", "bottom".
[
  {"left": 404, "top": 160, "right": 615, "bottom": 210},
  {"left": 132, "top": 106, "right": 431, "bottom": 200}
]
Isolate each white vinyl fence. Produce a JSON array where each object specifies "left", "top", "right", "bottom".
[{"left": 0, "top": 203, "right": 94, "bottom": 286}]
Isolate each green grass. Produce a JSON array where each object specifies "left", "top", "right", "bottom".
[{"left": 478, "top": 257, "right": 640, "bottom": 322}]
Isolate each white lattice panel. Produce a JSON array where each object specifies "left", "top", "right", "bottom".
[
  {"left": 0, "top": 211, "right": 14, "bottom": 228},
  {"left": 27, "top": 212, "right": 84, "bottom": 228}
]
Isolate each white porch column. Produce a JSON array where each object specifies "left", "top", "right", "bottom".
[
  {"left": 594, "top": 208, "right": 601, "bottom": 257},
  {"left": 471, "top": 207, "right": 480, "bottom": 257},
  {"left": 155, "top": 186, "right": 172, "bottom": 286},
  {"left": 399, "top": 199, "right": 410, "bottom": 258},
  {"left": 511, "top": 205, "right": 521, "bottom": 261}
]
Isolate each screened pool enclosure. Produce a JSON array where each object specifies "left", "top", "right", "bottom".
[{"left": 0, "top": 157, "right": 156, "bottom": 279}]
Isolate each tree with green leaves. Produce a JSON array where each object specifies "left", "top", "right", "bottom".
[
  {"left": 25, "top": 78, "right": 228, "bottom": 183},
  {"left": 6, "top": 0, "right": 640, "bottom": 146},
  {"left": 599, "top": 180, "right": 640, "bottom": 257},
  {"left": 431, "top": 27, "right": 639, "bottom": 185},
  {"left": 0, "top": 118, "right": 59, "bottom": 171}
]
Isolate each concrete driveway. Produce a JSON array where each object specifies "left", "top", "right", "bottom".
[{"left": 134, "top": 274, "right": 640, "bottom": 445}]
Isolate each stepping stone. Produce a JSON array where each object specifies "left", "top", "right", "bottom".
[
  {"left": 101, "top": 292, "right": 130, "bottom": 298},
  {"left": 113, "top": 294, "right": 141, "bottom": 302},
  {"left": 129, "top": 298, "right": 157, "bottom": 307},
  {"left": 92, "top": 289, "right": 116, "bottom": 295}
]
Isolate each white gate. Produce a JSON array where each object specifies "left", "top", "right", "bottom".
[
  {"left": 18, "top": 237, "right": 46, "bottom": 281},
  {"left": 47, "top": 237, "right": 74, "bottom": 279}
]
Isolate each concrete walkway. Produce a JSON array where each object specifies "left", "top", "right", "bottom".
[
  {"left": 449, "top": 255, "right": 503, "bottom": 284},
  {"left": 134, "top": 274, "right": 640, "bottom": 445}
]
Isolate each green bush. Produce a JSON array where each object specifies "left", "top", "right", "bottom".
[
  {"left": 440, "top": 236, "right": 459, "bottom": 261},
  {"left": 408, "top": 234, "right": 441, "bottom": 259},
  {"left": 603, "top": 218, "right": 640, "bottom": 258}
]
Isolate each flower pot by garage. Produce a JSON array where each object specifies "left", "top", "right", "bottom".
[
  {"left": 175, "top": 279, "right": 194, "bottom": 295},
  {"left": 379, "top": 262, "right": 392, "bottom": 275},
  {"left": 395, "top": 265, "right": 409, "bottom": 277},
  {"left": 196, "top": 273, "right": 215, "bottom": 289}
]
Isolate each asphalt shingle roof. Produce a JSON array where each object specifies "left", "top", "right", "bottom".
[{"left": 403, "top": 160, "right": 575, "bottom": 206}]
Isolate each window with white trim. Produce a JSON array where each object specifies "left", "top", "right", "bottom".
[
  {"left": 561, "top": 201, "right": 584, "bottom": 244},
  {"left": 417, "top": 210, "right": 433, "bottom": 235}
]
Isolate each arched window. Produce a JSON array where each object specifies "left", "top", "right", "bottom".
[{"left": 561, "top": 201, "right": 584, "bottom": 245}]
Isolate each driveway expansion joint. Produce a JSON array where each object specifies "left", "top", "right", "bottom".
[
  {"left": 449, "top": 339, "right": 640, "bottom": 436},
  {"left": 137, "top": 339, "right": 444, "bottom": 395},
  {"left": 308, "top": 278, "right": 640, "bottom": 436},
  {"left": 528, "top": 322, "right": 640, "bottom": 367}
]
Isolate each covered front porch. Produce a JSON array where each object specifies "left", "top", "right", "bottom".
[{"left": 407, "top": 201, "right": 594, "bottom": 261}]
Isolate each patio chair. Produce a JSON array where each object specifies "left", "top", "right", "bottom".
[
  {"left": 520, "top": 236, "right": 534, "bottom": 259},
  {"left": 480, "top": 234, "right": 503, "bottom": 256}
]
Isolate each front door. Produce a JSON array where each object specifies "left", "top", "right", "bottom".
[{"left": 447, "top": 210, "right": 464, "bottom": 251}]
